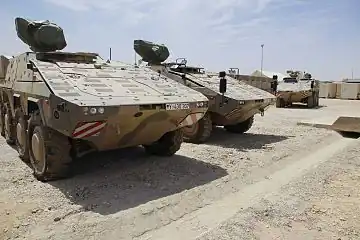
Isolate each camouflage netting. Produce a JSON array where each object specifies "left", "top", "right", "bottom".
[
  {"left": 133, "top": 39, "right": 169, "bottom": 64},
  {"left": 15, "top": 17, "right": 67, "bottom": 52}
]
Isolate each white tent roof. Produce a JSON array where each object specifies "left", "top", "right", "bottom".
[{"left": 251, "top": 70, "right": 288, "bottom": 81}]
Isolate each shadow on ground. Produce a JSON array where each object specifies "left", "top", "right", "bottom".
[
  {"left": 279, "top": 103, "right": 326, "bottom": 110},
  {"left": 49, "top": 147, "right": 227, "bottom": 215},
  {"left": 205, "top": 127, "right": 290, "bottom": 150}
]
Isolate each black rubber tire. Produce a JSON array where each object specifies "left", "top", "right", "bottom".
[
  {"left": 315, "top": 93, "right": 320, "bottom": 106},
  {"left": 183, "top": 113, "right": 212, "bottom": 144},
  {"left": 276, "top": 98, "right": 285, "bottom": 108},
  {"left": 14, "top": 108, "right": 30, "bottom": 161},
  {"left": 307, "top": 95, "right": 315, "bottom": 108},
  {"left": 4, "top": 104, "right": 16, "bottom": 145},
  {"left": 0, "top": 104, "right": 5, "bottom": 137},
  {"left": 28, "top": 112, "right": 73, "bottom": 182},
  {"left": 224, "top": 116, "right": 254, "bottom": 134},
  {"left": 143, "top": 129, "right": 183, "bottom": 156}
]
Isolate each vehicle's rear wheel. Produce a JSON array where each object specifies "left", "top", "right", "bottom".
[
  {"left": 224, "top": 116, "right": 254, "bottom": 134},
  {"left": 182, "top": 113, "right": 212, "bottom": 144},
  {"left": 4, "top": 104, "right": 15, "bottom": 144},
  {"left": 15, "top": 108, "right": 30, "bottom": 161},
  {"left": 28, "top": 111, "right": 73, "bottom": 182},
  {"left": 143, "top": 129, "right": 183, "bottom": 156}
]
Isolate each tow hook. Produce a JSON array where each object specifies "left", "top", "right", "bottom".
[{"left": 260, "top": 108, "right": 265, "bottom": 117}]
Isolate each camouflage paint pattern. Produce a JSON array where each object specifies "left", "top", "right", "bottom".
[
  {"left": 150, "top": 65, "right": 276, "bottom": 125},
  {"left": 276, "top": 79, "right": 320, "bottom": 103},
  {"left": 0, "top": 51, "right": 209, "bottom": 151}
]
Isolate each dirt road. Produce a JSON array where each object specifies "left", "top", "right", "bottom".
[{"left": 1, "top": 99, "right": 359, "bottom": 240}]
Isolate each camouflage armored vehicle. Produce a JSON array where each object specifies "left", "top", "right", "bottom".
[
  {"left": 133, "top": 39, "right": 277, "bottom": 144},
  {"left": 228, "top": 68, "right": 278, "bottom": 95},
  {"left": 0, "top": 18, "right": 209, "bottom": 181},
  {"left": 276, "top": 70, "right": 320, "bottom": 108}
]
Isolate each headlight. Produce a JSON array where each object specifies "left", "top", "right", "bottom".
[
  {"left": 239, "top": 101, "right": 245, "bottom": 105},
  {"left": 83, "top": 107, "right": 105, "bottom": 115},
  {"left": 196, "top": 101, "right": 208, "bottom": 108},
  {"left": 90, "top": 107, "right": 97, "bottom": 114},
  {"left": 83, "top": 107, "right": 89, "bottom": 115},
  {"left": 98, "top": 107, "right": 105, "bottom": 114}
]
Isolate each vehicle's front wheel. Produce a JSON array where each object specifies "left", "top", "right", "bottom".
[
  {"left": 307, "top": 95, "right": 315, "bottom": 108},
  {"left": 182, "top": 113, "right": 212, "bottom": 144},
  {"left": 0, "top": 104, "right": 5, "bottom": 137},
  {"left": 314, "top": 92, "right": 319, "bottom": 106},
  {"left": 276, "top": 98, "right": 285, "bottom": 108},
  {"left": 28, "top": 112, "right": 73, "bottom": 182},
  {"left": 224, "top": 116, "right": 254, "bottom": 134},
  {"left": 143, "top": 129, "right": 183, "bottom": 156}
]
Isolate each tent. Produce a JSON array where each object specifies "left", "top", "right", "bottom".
[{"left": 251, "top": 70, "right": 288, "bottom": 81}]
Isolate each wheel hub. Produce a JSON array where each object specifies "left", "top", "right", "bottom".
[
  {"left": 31, "top": 132, "right": 46, "bottom": 172},
  {"left": 16, "top": 122, "right": 26, "bottom": 147},
  {"left": 182, "top": 122, "right": 199, "bottom": 137}
]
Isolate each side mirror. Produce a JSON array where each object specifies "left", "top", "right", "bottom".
[{"left": 220, "top": 78, "right": 227, "bottom": 93}]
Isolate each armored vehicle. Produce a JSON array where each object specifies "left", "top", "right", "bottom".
[
  {"left": 228, "top": 68, "right": 278, "bottom": 94},
  {"left": 133, "top": 39, "right": 277, "bottom": 144},
  {"left": 276, "top": 70, "right": 320, "bottom": 108},
  {"left": 0, "top": 18, "right": 209, "bottom": 181}
]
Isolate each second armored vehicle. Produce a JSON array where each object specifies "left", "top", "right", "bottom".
[
  {"left": 0, "top": 18, "right": 209, "bottom": 181},
  {"left": 134, "top": 40, "right": 277, "bottom": 143},
  {"left": 276, "top": 70, "right": 320, "bottom": 108}
]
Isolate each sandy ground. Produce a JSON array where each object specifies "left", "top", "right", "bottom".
[{"left": 0, "top": 98, "right": 359, "bottom": 240}]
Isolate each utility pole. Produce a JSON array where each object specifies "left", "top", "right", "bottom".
[
  {"left": 109, "top": 47, "right": 112, "bottom": 61},
  {"left": 351, "top": 68, "right": 354, "bottom": 80},
  {"left": 261, "top": 44, "right": 264, "bottom": 76}
]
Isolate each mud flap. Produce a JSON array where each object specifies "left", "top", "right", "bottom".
[{"left": 330, "top": 116, "right": 360, "bottom": 134}]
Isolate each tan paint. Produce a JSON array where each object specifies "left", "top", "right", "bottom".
[
  {"left": 149, "top": 64, "right": 276, "bottom": 126},
  {"left": 0, "top": 51, "right": 209, "bottom": 152}
]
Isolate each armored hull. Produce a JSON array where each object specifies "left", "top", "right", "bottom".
[
  {"left": 133, "top": 39, "right": 276, "bottom": 143},
  {"left": 0, "top": 18, "right": 209, "bottom": 181},
  {"left": 159, "top": 67, "right": 276, "bottom": 124},
  {"left": 0, "top": 51, "right": 208, "bottom": 181},
  {"left": 276, "top": 79, "right": 320, "bottom": 108},
  {"left": 148, "top": 64, "right": 276, "bottom": 143}
]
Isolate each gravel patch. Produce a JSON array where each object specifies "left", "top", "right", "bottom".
[{"left": 0, "top": 99, "right": 359, "bottom": 240}]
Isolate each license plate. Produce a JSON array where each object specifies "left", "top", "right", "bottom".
[{"left": 166, "top": 103, "right": 190, "bottom": 110}]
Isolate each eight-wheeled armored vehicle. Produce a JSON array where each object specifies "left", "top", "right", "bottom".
[
  {"left": 0, "top": 18, "right": 209, "bottom": 181},
  {"left": 134, "top": 40, "right": 277, "bottom": 143},
  {"left": 276, "top": 70, "right": 320, "bottom": 108}
]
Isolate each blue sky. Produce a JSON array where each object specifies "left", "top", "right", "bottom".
[{"left": 0, "top": 0, "right": 358, "bottom": 80}]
